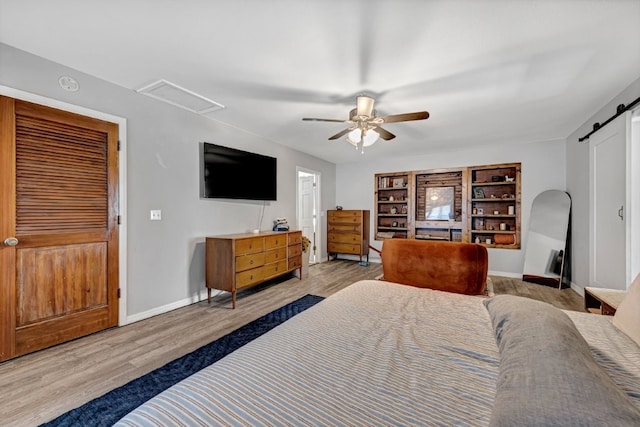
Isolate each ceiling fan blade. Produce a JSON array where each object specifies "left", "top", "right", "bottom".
[
  {"left": 381, "top": 111, "right": 430, "bottom": 123},
  {"left": 328, "top": 128, "right": 353, "bottom": 140},
  {"left": 356, "top": 96, "right": 375, "bottom": 117},
  {"left": 302, "top": 117, "right": 348, "bottom": 123},
  {"left": 376, "top": 127, "right": 396, "bottom": 141}
]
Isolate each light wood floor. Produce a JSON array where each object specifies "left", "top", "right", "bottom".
[{"left": 0, "top": 260, "right": 583, "bottom": 426}]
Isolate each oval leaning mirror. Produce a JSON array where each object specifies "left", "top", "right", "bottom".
[{"left": 522, "top": 190, "right": 571, "bottom": 289}]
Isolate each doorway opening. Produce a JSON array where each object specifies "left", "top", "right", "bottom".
[{"left": 297, "top": 168, "right": 321, "bottom": 264}]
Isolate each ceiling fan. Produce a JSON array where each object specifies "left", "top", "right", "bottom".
[{"left": 302, "top": 95, "right": 429, "bottom": 152}]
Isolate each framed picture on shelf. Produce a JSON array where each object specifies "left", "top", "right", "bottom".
[
  {"left": 477, "top": 208, "right": 484, "bottom": 215},
  {"left": 473, "top": 188, "right": 486, "bottom": 199},
  {"left": 392, "top": 178, "right": 404, "bottom": 188}
]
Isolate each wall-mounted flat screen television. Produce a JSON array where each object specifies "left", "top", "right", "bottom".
[{"left": 202, "top": 142, "right": 277, "bottom": 201}]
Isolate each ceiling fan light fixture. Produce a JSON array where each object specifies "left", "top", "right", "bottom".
[
  {"left": 362, "top": 129, "right": 380, "bottom": 147},
  {"left": 346, "top": 128, "right": 379, "bottom": 148}
]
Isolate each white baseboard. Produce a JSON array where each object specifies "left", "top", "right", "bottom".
[
  {"left": 125, "top": 288, "right": 223, "bottom": 325},
  {"left": 488, "top": 270, "right": 521, "bottom": 278},
  {"left": 570, "top": 281, "right": 585, "bottom": 296}
]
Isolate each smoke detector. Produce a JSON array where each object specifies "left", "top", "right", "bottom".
[{"left": 58, "top": 76, "right": 79, "bottom": 92}]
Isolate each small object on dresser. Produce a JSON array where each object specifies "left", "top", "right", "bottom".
[
  {"left": 272, "top": 218, "right": 290, "bottom": 231},
  {"left": 336, "top": 206, "right": 343, "bottom": 210}
]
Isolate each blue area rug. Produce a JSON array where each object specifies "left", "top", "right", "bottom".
[{"left": 42, "top": 294, "right": 324, "bottom": 427}]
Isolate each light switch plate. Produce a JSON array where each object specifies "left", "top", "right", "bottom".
[{"left": 150, "top": 210, "right": 162, "bottom": 221}]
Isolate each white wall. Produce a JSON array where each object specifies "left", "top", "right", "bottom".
[
  {"left": 336, "top": 139, "right": 566, "bottom": 276},
  {"left": 0, "top": 43, "right": 336, "bottom": 320},
  {"left": 566, "top": 76, "right": 640, "bottom": 290}
]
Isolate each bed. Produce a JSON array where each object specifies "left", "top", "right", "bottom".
[{"left": 115, "top": 279, "right": 640, "bottom": 426}]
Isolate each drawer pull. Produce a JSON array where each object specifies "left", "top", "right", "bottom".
[{"left": 249, "top": 260, "right": 254, "bottom": 265}]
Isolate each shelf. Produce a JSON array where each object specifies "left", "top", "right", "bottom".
[
  {"left": 415, "top": 220, "right": 463, "bottom": 229},
  {"left": 377, "top": 200, "right": 408, "bottom": 204},
  {"left": 378, "top": 187, "right": 408, "bottom": 191},
  {"left": 416, "top": 235, "right": 448, "bottom": 240},
  {"left": 472, "top": 198, "right": 517, "bottom": 202},
  {"left": 378, "top": 226, "right": 409, "bottom": 231},
  {"left": 471, "top": 230, "right": 516, "bottom": 234},
  {"left": 472, "top": 181, "right": 516, "bottom": 186},
  {"left": 378, "top": 214, "right": 408, "bottom": 217},
  {"left": 471, "top": 214, "right": 516, "bottom": 218}
]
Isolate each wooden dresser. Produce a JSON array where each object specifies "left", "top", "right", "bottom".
[
  {"left": 327, "top": 210, "right": 370, "bottom": 262},
  {"left": 206, "top": 230, "right": 302, "bottom": 308}
]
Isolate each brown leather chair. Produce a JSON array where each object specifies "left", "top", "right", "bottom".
[{"left": 381, "top": 239, "right": 488, "bottom": 295}]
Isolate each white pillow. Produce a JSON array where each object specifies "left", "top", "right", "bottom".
[{"left": 612, "top": 273, "right": 640, "bottom": 346}]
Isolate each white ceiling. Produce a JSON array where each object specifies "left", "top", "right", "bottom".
[{"left": 1, "top": 0, "right": 639, "bottom": 164}]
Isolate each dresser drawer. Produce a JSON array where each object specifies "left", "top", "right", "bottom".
[
  {"left": 328, "top": 242, "right": 361, "bottom": 255},
  {"left": 235, "top": 237, "right": 264, "bottom": 255},
  {"left": 288, "top": 255, "right": 302, "bottom": 270},
  {"left": 264, "top": 247, "right": 286, "bottom": 264},
  {"left": 236, "top": 267, "right": 264, "bottom": 289},
  {"left": 288, "top": 244, "right": 302, "bottom": 257},
  {"left": 328, "top": 233, "right": 360, "bottom": 244},
  {"left": 328, "top": 223, "right": 362, "bottom": 233},
  {"left": 235, "top": 252, "right": 265, "bottom": 272},
  {"left": 265, "top": 234, "right": 287, "bottom": 249},
  {"left": 263, "top": 260, "right": 287, "bottom": 279},
  {"left": 287, "top": 231, "right": 302, "bottom": 245},
  {"left": 328, "top": 210, "right": 361, "bottom": 221}
]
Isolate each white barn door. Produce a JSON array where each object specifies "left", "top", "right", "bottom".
[{"left": 589, "top": 113, "right": 629, "bottom": 290}]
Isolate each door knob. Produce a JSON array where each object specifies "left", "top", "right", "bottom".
[{"left": 3, "top": 237, "right": 18, "bottom": 247}]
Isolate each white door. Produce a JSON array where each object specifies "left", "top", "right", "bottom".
[
  {"left": 589, "top": 113, "right": 628, "bottom": 290},
  {"left": 297, "top": 169, "right": 320, "bottom": 263}
]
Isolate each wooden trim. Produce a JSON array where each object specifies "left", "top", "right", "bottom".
[{"left": 0, "top": 96, "right": 17, "bottom": 360}]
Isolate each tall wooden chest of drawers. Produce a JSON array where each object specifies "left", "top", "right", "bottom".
[
  {"left": 206, "top": 230, "right": 302, "bottom": 308},
  {"left": 327, "top": 210, "right": 370, "bottom": 262}
]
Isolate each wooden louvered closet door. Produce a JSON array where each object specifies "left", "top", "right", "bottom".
[{"left": 0, "top": 97, "right": 119, "bottom": 361}]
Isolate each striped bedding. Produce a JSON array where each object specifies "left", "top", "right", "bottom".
[{"left": 115, "top": 280, "right": 640, "bottom": 426}]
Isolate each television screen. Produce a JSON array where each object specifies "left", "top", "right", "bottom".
[{"left": 202, "top": 142, "right": 277, "bottom": 201}]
